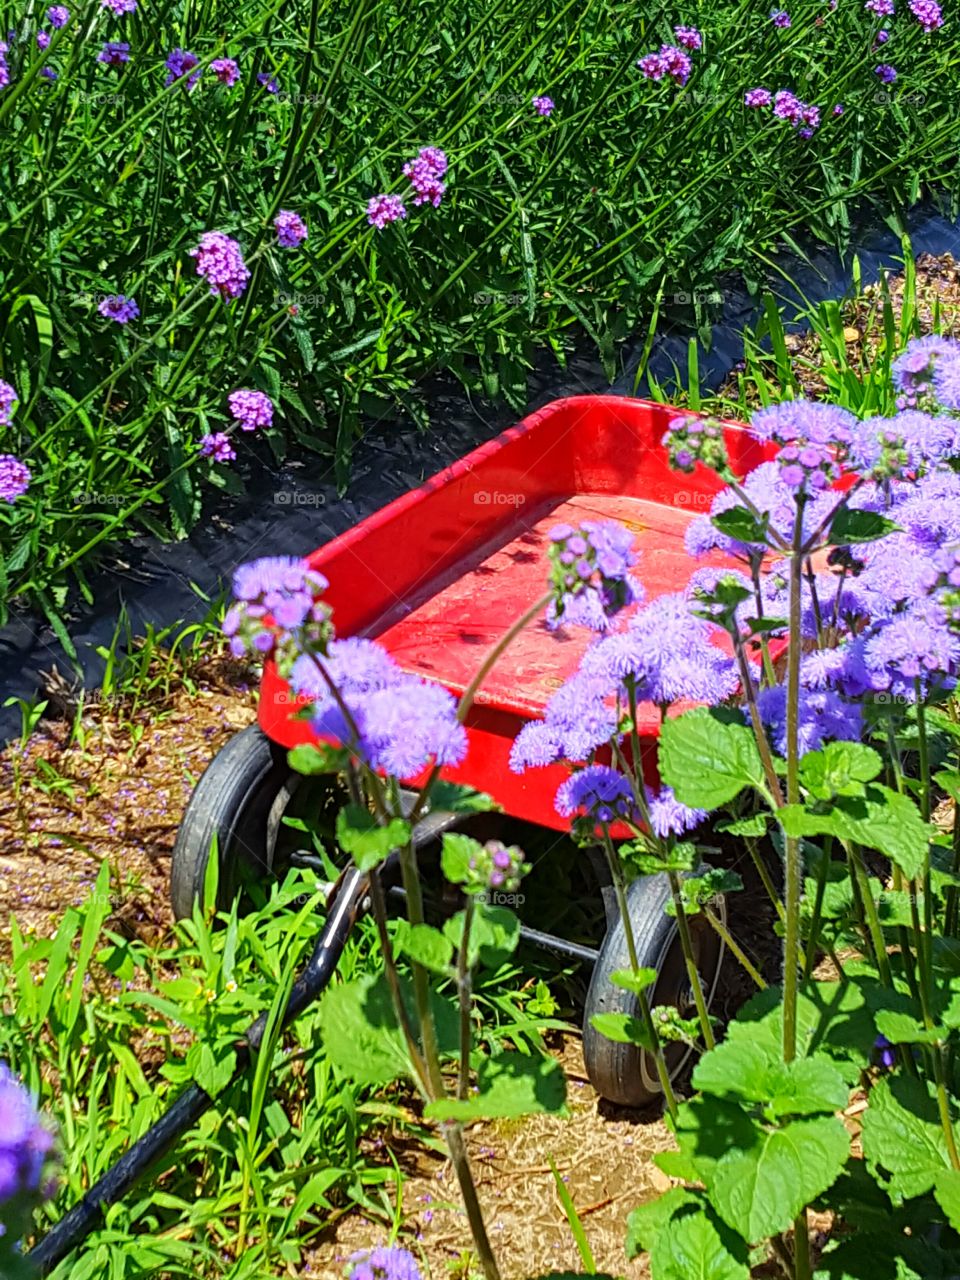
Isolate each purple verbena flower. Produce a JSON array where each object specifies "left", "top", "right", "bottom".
[
  {"left": 228, "top": 388, "right": 273, "bottom": 431},
  {"left": 165, "top": 48, "right": 200, "bottom": 90},
  {"left": 199, "top": 432, "right": 235, "bottom": 463},
  {"left": 874, "top": 1034, "right": 897, "bottom": 1069},
  {"left": 874, "top": 27, "right": 891, "bottom": 41},
  {"left": 833, "top": 102, "right": 845, "bottom": 114},
  {"left": 874, "top": 63, "right": 897, "bottom": 82},
  {"left": 97, "top": 294, "right": 138, "bottom": 323},
  {"left": 402, "top": 148, "right": 447, "bottom": 207},
  {"left": 47, "top": 5, "right": 69, "bottom": 25},
  {"left": 770, "top": 8, "right": 792, "bottom": 25},
  {"left": 908, "top": 0, "right": 942, "bottom": 27},
  {"left": 532, "top": 94, "right": 554, "bottom": 116},
  {"left": 274, "top": 208, "right": 308, "bottom": 248},
  {"left": 210, "top": 57, "right": 239, "bottom": 85},
  {"left": 745, "top": 87, "right": 772, "bottom": 106},
  {"left": 638, "top": 51, "right": 667, "bottom": 79},
  {"left": 366, "top": 193, "right": 407, "bottom": 229},
  {"left": 190, "top": 230, "right": 250, "bottom": 300},
  {"left": 659, "top": 43, "right": 692, "bottom": 85},
  {"left": 0, "top": 455, "right": 30, "bottom": 503},
  {"left": 257, "top": 71, "right": 279, "bottom": 92},
  {"left": 674, "top": 24, "right": 702, "bottom": 48},
  {"left": 97, "top": 40, "right": 129, "bottom": 66},
  {"left": 100, "top": 0, "right": 136, "bottom": 13},
  {"left": 37, "top": 31, "right": 50, "bottom": 50},
  {"left": 865, "top": 0, "right": 895, "bottom": 12},
  {"left": 0, "top": 379, "right": 17, "bottom": 425}
]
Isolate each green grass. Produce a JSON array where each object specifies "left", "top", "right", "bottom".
[{"left": 1, "top": 0, "right": 958, "bottom": 628}]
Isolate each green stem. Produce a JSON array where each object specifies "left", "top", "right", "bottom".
[
  {"left": 667, "top": 870, "right": 715, "bottom": 1048},
  {"left": 396, "top": 840, "right": 446, "bottom": 1099},
  {"left": 733, "top": 638, "right": 784, "bottom": 807},
  {"left": 368, "top": 869, "right": 430, "bottom": 1094},
  {"left": 782, "top": 503, "right": 806, "bottom": 1064},
  {"left": 794, "top": 1210, "right": 812, "bottom": 1280},
  {"left": 746, "top": 836, "right": 787, "bottom": 924},
  {"left": 443, "top": 1123, "right": 501, "bottom": 1280},
  {"left": 601, "top": 834, "right": 679, "bottom": 1121},
  {"left": 848, "top": 845, "right": 892, "bottom": 986}
]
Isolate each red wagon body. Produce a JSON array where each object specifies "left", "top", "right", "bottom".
[{"left": 259, "top": 395, "right": 767, "bottom": 830}]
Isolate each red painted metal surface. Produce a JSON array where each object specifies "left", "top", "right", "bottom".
[{"left": 259, "top": 395, "right": 765, "bottom": 831}]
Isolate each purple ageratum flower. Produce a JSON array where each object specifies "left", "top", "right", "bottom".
[
  {"left": 274, "top": 209, "right": 308, "bottom": 248},
  {"left": 190, "top": 231, "right": 250, "bottom": 300},
  {"left": 97, "top": 40, "right": 129, "bottom": 66},
  {"left": 313, "top": 675, "right": 467, "bottom": 780},
  {"left": 257, "top": 71, "right": 279, "bottom": 92},
  {"left": 750, "top": 398, "right": 857, "bottom": 448},
  {"left": 745, "top": 87, "right": 772, "bottom": 106},
  {"left": 100, "top": 0, "right": 136, "bottom": 12},
  {"left": 582, "top": 591, "right": 738, "bottom": 709},
  {"left": 770, "top": 8, "right": 792, "bottom": 25},
  {"left": 165, "top": 48, "right": 201, "bottom": 89},
  {"left": 532, "top": 94, "right": 554, "bottom": 116},
  {"left": 875, "top": 63, "right": 897, "bottom": 82},
  {"left": 0, "top": 455, "right": 30, "bottom": 503},
  {"left": 852, "top": 410, "right": 956, "bottom": 475},
  {"left": 753, "top": 683, "right": 863, "bottom": 756},
  {"left": 226, "top": 556, "right": 330, "bottom": 659},
  {"left": 0, "top": 379, "right": 17, "bottom": 424},
  {"left": 348, "top": 1245, "right": 421, "bottom": 1280},
  {"left": 862, "top": 606, "right": 960, "bottom": 700},
  {"left": 37, "top": 31, "right": 50, "bottom": 50},
  {"left": 228, "top": 388, "right": 273, "bottom": 431},
  {"left": 510, "top": 672, "right": 617, "bottom": 771},
  {"left": 47, "top": 5, "right": 69, "bottom": 25},
  {"left": 891, "top": 334, "right": 960, "bottom": 407},
  {"left": 0, "top": 1064, "right": 56, "bottom": 1238},
  {"left": 547, "top": 520, "right": 642, "bottom": 631},
  {"left": 646, "top": 785, "right": 708, "bottom": 836},
  {"left": 674, "top": 24, "right": 702, "bottom": 48},
  {"left": 909, "top": 0, "right": 942, "bottom": 28},
  {"left": 367, "top": 193, "right": 407, "bottom": 229},
  {"left": 199, "top": 432, "right": 235, "bottom": 463},
  {"left": 288, "top": 636, "right": 403, "bottom": 703},
  {"left": 210, "top": 57, "right": 239, "bottom": 85},
  {"left": 554, "top": 765, "right": 638, "bottom": 824},
  {"left": 97, "top": 294, "right": 139, "bottom": 323},
  {"left": 933, "top": 353, "right": 960, "bottom": 411}
]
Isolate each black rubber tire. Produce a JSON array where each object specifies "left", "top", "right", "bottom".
[
  {"left": 170, "top": 723, "right": 298, "bottom": 920},
  {"left": 582, "top": 872, "right": 726, "bottom": 1107}
]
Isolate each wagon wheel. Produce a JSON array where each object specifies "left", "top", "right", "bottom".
[
  {"left": 581, "top": 872, "right": 726, "bottom": 1108},
  {"left": 170, "top": 723, "right": 345, "bottom": 920}
]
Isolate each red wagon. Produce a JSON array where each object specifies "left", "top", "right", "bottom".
[{"left": 169, "top": 395, "right": 768, "bottom": 1107}]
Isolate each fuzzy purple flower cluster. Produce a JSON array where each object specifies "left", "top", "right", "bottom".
[
  {"left": 0, "top": 1063, "right": 56, "bottom": 1251},
  {"left": 546, "top": 520, "right": 642, "bottom": 631},
  {"left": 349, "top": 1246, "right": 421, "bottom": 1280},
  {"left": 224, "top": 556, "right": 332, "bottom": 670}
]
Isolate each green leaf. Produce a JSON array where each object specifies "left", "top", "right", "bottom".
[
  {"left": 442, "top": 904, "right": 520, "bottom": 969},
  {"left": 659, "top": 708, "right": 766, "bottom": 809},
  {"left": 656, "top": 1097, "right": 759, "bottom": 1185},
  {"left": 709, "top": 1114, "right": 849, "bottom": 1242},
  {"left": 861, "top": 1076, "right": 952, "bottom": 1200},
  {"left": 609, "top": 967, "right": 658, "bottom": 995},
  {"left": 626, "top": 1188, "right": 698, "bottom": 1258},
  {"left": 440, "top": 832, "right": 485, "bottom": 887},
  {"left": 652, "top": 1205, "right": 751, "bottom": 1280},
  {"left": 711, "top": 506, "right": 770, "bottom": 545},
  {"left": 287, "top": 742, "right": 349, "bottom": 774},
  {"left": 589, "top": 1011, "right": 653, "bottom": 1048},
  {"left": 425, "top": 1051, "right": 566, "bottom": 1122},
  {"left": 780, "top": 787, "right": 929, "bottom": 880},
  {"left": 692, "top": 1040, "right": 849, "bottom": 1118},
  {"left": 874, "top": 1010, "right": 943, "bottom": 1045},
  {"left": 934, "top": 1168, "right": 960, "bottom": 1233},
  {"left": 393, "top": 922, "right": 454, "bottom": 974},
  {"left": 317, "top": 972, "right": 457, "bottom": 1087},
  {"left": 800, "top": 742, "right": 883, "bottom": 800},
  {"left": 336, "top": 805, "right": 411, "bottom": 872},
  {"left": 830, "top": 507, "right": 899, "bottom": 545},
  {"left": 725, "top": 981, "right": 873, "bottom": 1082},
  {"left": 191, "top": 1042, "right": 237, "bottom": 1099},
  {"left": 717, "top": 814, "right": 769, "bottom": 839},
  {"left": 427, "top": 782, "right": 500, "bottom": 814}
]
